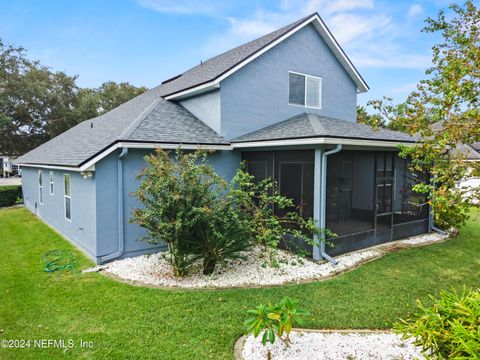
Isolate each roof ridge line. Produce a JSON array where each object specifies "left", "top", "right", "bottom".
[
  {"left": 120, "top": 98, "right": 162, "bottom": 140},
  {"left": 307, "top": 113, "right": 326, "bottom": 136}
]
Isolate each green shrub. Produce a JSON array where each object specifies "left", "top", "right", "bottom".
[
  {"left": 131, "top": 148, "right": 251, "bottom": 276},
  {"left": 229, "top": 165, "right": 332, "bottom": 265},
  {"left": 0, "top": 185, "right": 22, "bottom": 207},
  {"left": 244, "top": 297, "right": 309, "bottom": 347},
  {"left": 394, "top": 287, "right": 480, "bottom": 359}
]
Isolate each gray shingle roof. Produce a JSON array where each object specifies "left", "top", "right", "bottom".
[
  {"left": 470, "top": 142, "right": 480, "bottom": 152},
  {"left": 16, "top": 95, "right": 228, "bottom": 167},
  {"left": 16, "top": 14, "right": 317, "bottom": 167},
  {"left": 231, "top": 113, "right": 416, "bottom": 143},
  {"left": 157, "top": 14, "right": 313, "bottom": 97}
]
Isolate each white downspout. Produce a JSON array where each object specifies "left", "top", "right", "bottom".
[
  {"left": 100, "top": 148, "right": 128, "bottom": 262},
  {"left": 313, "top": 145, "right": 342, "bottom": 264}
]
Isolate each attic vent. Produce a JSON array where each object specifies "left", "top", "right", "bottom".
[{"left": 161, "top": 74, "right": 183, "bottom": 84}]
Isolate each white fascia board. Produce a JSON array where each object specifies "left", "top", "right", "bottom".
[
  {"left": 309, "top": 15, "right": 368, "bottom": 93},
  {"left": 18, "top": 163, "right": 93, "bottom": 172},
  {"left": 232, "top": 137, "right": 415, "bottom": 148},
  {"left": 165, "top": 14, "right": 368, "bottom": 101},
  {"left": 119, "top": 142, "right": 232, "bottom": 150},
  {"left": 78, "top": 142, "right": 232, "bottom": 171},
  {"left": 79, "top": 143, "right": 122, "bottom": 171}
]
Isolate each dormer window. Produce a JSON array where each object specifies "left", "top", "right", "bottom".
[{"left": 288, "top": 72, "right": 322, "bottom": 109}]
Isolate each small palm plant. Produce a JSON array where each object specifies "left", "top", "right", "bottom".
[{"left": 244, "top": 297, "right": 310, "bottom": 353}]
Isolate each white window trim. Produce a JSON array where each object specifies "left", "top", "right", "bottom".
[
  {"left": 288, "top": 71, "right": 322, "bottom": 109},
  {"left": 64, "top": 174, "right": 71, "bottom": 222},
  {"left": 49, "top": 171, "right": 54, "bottom": 195},
  {"left": 38, "top": 170, "right": 43, "bottom": 205}
]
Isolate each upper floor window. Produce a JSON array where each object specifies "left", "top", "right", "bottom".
[{"left": 288, "top": 72, "right": 322, "bottom": 109}]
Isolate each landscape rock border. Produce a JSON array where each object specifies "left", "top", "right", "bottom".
[
  {"left": 235, "top": 329, "right": 426, "bottom": 360},
  {"left": 90, "top": 232, "right": 450, "bottom": 290}
]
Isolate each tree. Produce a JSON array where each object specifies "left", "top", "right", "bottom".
[
  {"left": 356, "top": 105, "right": 385, "bottom": 127},
  {"left": 0, "top": 38, "right": 147, "bottom": 156},
  {"left": 0, "top": 40, "right": 81, "bottom": 155},
  {"left": 75, "top": 81, "right": 147, "bottom": 119},
  {"left": 369, "top": 1, "right": 480, "bottom": 229}
]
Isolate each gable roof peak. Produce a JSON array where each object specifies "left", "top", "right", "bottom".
[{"left": 159, "top": 12, "right": 368, "bottom": 99}]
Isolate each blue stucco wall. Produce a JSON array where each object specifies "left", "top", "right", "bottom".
[
  {"left": 220, "top": 23, "right": 358, "bottom": 139},
  {"left": 94, "top": 148, "right": 242, "bottom": 262},
  {"left": 21, "top": 167, "right": 97, "bottom": 260},
  {"left": 179, "top": 89, "right": 221, "bottom": 134}
]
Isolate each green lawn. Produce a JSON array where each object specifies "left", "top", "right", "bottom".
[{"left": 1, "top": 208, "right": 479, "bottom": 359}]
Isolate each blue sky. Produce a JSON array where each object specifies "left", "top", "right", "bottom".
[{"left": 0, "top": 0, "right": 457, "bottom": 106}]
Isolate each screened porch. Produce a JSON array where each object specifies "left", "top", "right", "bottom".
[{"left": 242, "top": 148, "right": 430, "bottom": 258}]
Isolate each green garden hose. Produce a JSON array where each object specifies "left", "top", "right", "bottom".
[{"left": 42, "top": 250, "right": 77, "bottom": 273}]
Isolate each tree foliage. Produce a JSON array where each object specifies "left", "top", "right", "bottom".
[
  {"left": 356, "top": 105, "right": 386, "bottom": 128},
  {"left": 229, "top": 166, "right": 333, "bottom": 265},
  {"left": 368, "top": 1, "right": 480, "bottom": 229},
  {"left": 0, "top": 38, "right": 146, "bottom": 156}
]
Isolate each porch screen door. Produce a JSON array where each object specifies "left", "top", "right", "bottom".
[{"left": 375, "top": 152, "right": 394, "bottom": 244}]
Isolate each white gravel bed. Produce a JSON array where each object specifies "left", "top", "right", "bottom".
[
  {"left": 100, "top": 232, "right": 447, "bottom": 289},
  {"left": 400, "top": 232, "right": 447, "bottom": 246},
  {"left": 242, "top": 330, "right": 426, "bottom": 360}
]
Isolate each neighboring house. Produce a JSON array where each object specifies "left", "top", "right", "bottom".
[
  {"left": 431, "top": 122, "right": 480, "bottom": 202},
  {"left": 16, "top": 13, "right": 430, "bottom": 264},
  {"left": 1, "top": 156, "right": 16, "bottom": 177},
  {"left": 456, "top": 142, "right": 480, "bottom": 202}
]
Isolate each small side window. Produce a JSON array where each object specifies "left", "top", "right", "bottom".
[
  {"left": 64, "top": 174, "right": 71, "bottom": 221},
  {"left": 38, "top": 170, "right": 43, "bottom": 205},
  {"left": 49, "top": 171, "right": 54, "bottom": 195}
]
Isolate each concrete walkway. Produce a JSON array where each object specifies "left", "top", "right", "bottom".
[{"left": 0, "top": 177, "right": 22, "bottom": 186}]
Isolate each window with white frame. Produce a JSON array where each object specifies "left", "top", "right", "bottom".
[
  {"left": 64, "top": 174, "right": 71, "bottom": 220},
  {"left": 49, "top": 171, "right": 54, "bottom": 195},
  {"left": 288, "top": 72, "right": 322, "bottom": 108},
  {"left": 38, "top": 170, "right": 43, "bottom": 205}
]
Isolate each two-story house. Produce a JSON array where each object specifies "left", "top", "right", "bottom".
[{"left": 16, "top": 13, "right": 430, "bottom": 265}]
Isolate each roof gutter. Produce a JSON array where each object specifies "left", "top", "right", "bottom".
[
  {"left": 79, "top": 141, "right": 232, "bottom": 172},
  {"left": 232, "top": 137, "right": 415, "bottom": 149},
  {"left": 99, "top": 148, "right": 128, "bottom": 263}
]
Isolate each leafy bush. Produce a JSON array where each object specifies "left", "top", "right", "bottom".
[
  {"left": 132, "top": 149, "right": 331, "bottom": 276},
  {"left": 185, "top": 200, "right": 251, "bottom": 275},
  {"left": 131, "top": 149, "right": 251, "bottom": 276},
  {"left": 0, "top": 185, "right": 21, "bottom": 207},
  {"left": 394, "top": 287, "right": 480, "bottom": 359},
  {"left": 244, "top": 297, "right": 309, "bottom": 347},
  {"left": 229, "top": 166, "right": 332, "bottom": 265}
]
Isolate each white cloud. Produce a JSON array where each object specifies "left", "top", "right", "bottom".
[
  {"left": 324, "top": 0, "right": 374, "bottom": 13},
  {"left": 137, "top": 0, "right": 229, "bottom": 16},
  {"left": 353, "top": 53, "right": 431, "bottom": 69},
  {"left": 408, "top": 4, "right": 424, "bottom": 17},
  {"left": 140, "top": 0, "right": 432, "bottom": 71},
  {"left": 326, "top": 12, "right": 392, "bottom": 44}
]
